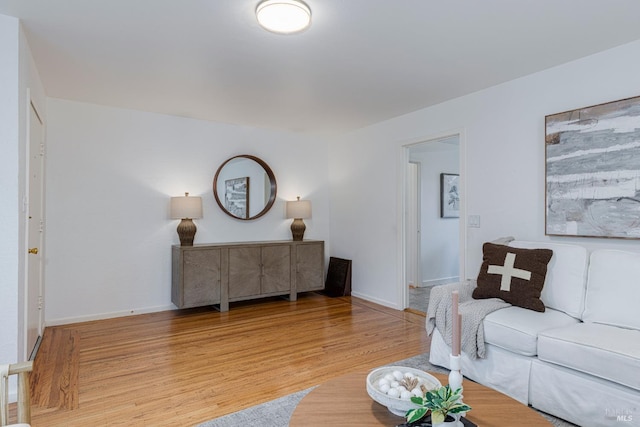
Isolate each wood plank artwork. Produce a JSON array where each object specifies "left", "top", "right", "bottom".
[{"left": 28, "top": 294, "right": 428, "bottom": 426}]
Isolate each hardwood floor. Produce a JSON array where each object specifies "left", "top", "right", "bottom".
[
  {"left": 30, "top": 293, "right": 429, "bottom": 426},
  {"left": 31, "top": 328, "right": 80, "bottom": 410}
]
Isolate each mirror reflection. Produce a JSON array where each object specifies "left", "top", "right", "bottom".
[{"left": 213, "top": 155, "right": 277, "bottom": 220}]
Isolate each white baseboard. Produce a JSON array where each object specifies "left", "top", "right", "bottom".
[
  {"left": 350, "top": 291, "right": 401, "bottom": 310},
  {"left": 45, "top": 304, "right": 176, "bottom": 326},
  {"left": 419, "top": 276, "right": 459, "bottom": 288}
]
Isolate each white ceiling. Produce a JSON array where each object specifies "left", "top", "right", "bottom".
[{"left": 2, "top": 0, "right": 640, "bottom": 135}]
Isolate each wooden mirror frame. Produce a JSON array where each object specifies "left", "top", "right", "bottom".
[{"left": 213, "top": 155, "right": 277, "bottom": 220}]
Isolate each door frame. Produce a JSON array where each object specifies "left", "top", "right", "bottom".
[
  {"left": 399, "top": 130, "right": 467, "bottom": 310},
  {"left": 406, "top": 161, "right": 421, "bottom": 289}
]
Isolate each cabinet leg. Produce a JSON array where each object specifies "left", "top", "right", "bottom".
[{"left": 213, "top": 302, "right": 229, "bottom": 312}]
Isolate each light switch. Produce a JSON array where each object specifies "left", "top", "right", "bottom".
[{"left": 468, "top": 215, "right": 480, "bottom": 228}]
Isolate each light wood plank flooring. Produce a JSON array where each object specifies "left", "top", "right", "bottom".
[{"left": 30, "top": 293, "right": 429, "bottom": 426}]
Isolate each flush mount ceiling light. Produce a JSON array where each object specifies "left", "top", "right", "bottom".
[{"left": 256, "top": 0, "right": 311, "bottom": 34}]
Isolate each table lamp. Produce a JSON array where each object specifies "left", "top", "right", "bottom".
[
  {"left": 286, "top": 196, "right": 311, "bottom": 241},
  {"left": 170, "top": 192, "right": 203, "bottom": 246}
]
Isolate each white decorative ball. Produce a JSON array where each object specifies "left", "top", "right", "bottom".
[
  {"left": 393, "top": 370, "right": 404, "bottom": 380},
  {"left": 387, "top": 388, "right": 400, "bottom": 398}
]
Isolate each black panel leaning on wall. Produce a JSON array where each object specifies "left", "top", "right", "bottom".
[{"left": 324, "top": 257, "right": 352, "bottom": 297}]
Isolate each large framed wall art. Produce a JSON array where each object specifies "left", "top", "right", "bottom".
[{"left": 545, "top": 95, "right": 640, "bottom": 239}]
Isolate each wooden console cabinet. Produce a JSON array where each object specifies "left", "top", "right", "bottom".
[{"left": 172, "top": 240, "right": 324, "bottom": 312}]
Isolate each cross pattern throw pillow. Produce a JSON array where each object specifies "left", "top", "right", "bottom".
[{"left": 472, "top": 242, "right": 553, "bottom": 312}]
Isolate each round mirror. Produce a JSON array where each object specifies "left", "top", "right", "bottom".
[{"left": 213, "top": 155, "right": 277, "bottom": 220}]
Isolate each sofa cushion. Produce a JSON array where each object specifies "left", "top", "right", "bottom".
[
  {"left": 509, "top": 241, "right": 587, "bottom": 319},
  {"left": 583, "top": 249, "right": 640, "bottom": 331},
  {"left": 473, "top": 243, "right": 553, "bottom": 312},
  {"left": 483, "top": 307, "right": 579, "bottom": 356},
  {"left": 538, "top": 323, "right": 640, "bottom": 392}
]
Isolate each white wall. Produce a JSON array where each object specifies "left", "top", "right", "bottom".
[
  {"left": 0, "top": 14, "right": 21, "bottom": 367},
  {"left": 0, "top": 14, "right": 47, "bottom": 367},
  {"left": 329, "top": 39, "right": 640, "bottom": 309},
  {"left": 44, "top": 99, "right": 329, "bottom": 324},
  {"left": 411, "top": 149, "right": 459, "bottom": 285}
]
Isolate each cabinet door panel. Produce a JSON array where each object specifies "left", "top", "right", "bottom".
[
  {"left": 262, "top": 245, "right": 291, "bottom": 293},
  {"left": 296, "top": 243, "right": 324, "bottom": 292},
  {"left": 183, "top": 249, "right": 221, "bottom": 306},
  {"left": 229, "top": 247, "right": 261, "bottom": 298}
]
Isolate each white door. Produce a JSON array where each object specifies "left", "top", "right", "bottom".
[{"left": 26, "top": 101, "right": 44, "bottom": 359}]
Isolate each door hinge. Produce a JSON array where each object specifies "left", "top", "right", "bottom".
[
  {"left": 37, "top": 296, "right": 44, "bottom": 310},
  {"left": 40, "top": 142, "right": 45, "bottom": 157}
]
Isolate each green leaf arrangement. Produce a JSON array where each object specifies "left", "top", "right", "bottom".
[{"left": 405, "top": 384, "right": 472, "bottom": 424}]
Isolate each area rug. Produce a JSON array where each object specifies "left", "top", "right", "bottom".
[{"left": 196, "top": 353, "right": 576, "bottom": 427}]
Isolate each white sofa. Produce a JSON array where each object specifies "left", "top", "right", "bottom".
[{"left": 428, "top": 241, "right": 640, "bottom": 427}]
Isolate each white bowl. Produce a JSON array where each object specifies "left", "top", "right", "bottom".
[{"left": 366, "top": 366, "right": 441, "bottom": 416}]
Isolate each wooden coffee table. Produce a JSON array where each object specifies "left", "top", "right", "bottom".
[{"left": 290, "top": 371, "right": 551, "bottom": 426}]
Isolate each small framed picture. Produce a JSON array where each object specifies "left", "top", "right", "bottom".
[
  {"left": 440, "top": 173, "right": 460, "bottom": 218},
  {"left": 225, "top": 177, "right": 250, "bottom": 219}
]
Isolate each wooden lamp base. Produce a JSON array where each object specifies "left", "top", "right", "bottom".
[
  {"left": 177, "top": 218, "right": 197, "bottom": 246},
  {"left": 290, "top": 218, "right": 306, "bottom": 241}
]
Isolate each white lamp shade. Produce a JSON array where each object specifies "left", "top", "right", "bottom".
[
  {"left": 256, "top": 0, "right": 311, "bottom": 34},
  {"left": 286, "top": 199, "right": 311, "bottom": 219},
  {"left": 171, "top": 194, "right": 203, "bottom": 219}
]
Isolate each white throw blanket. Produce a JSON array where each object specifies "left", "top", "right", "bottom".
[{"left": 426, "top": 280, "right": 510, "bottom": 359}]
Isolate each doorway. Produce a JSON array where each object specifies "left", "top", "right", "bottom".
[{"left": 404, "top": 135, "right": 462, "bottom": 314}]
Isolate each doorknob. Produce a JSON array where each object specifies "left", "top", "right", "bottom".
[{"left": 28, "top": 248, "right": 39, "bottom": 254}]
